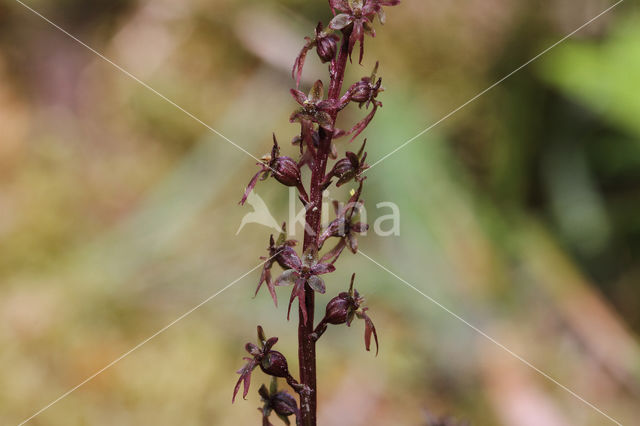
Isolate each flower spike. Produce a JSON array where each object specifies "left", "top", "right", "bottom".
[{"left": 235, "top": 0, "right": 399, "bottom": 420}]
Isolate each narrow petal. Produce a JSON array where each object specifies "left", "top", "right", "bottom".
[
  {"left": 287, "top": 280, "right": 308, "bottom": 323},
  {"left": 241, "top": 369, "right": 252, "bottom": 400},
  {"left": 347, "top": 104, "right": 378, "bottom": 142},
  {"left": 240, "top": 168, "right": 266, "bottom": 205},
  {"left": 258, "top": 384, "right": 270, "bottom": 401},
  {"left": 232, "top": 360, "right": 257, "bottom": 402},
  {"left": 232, "top": 375, "right": 243, "bottom": 403},
  {"left": 347, "top": 233, "right": 359, "bottom": 253},
  {"left": 297, "top": 280, "right": 308, "bottom": 324},
  {"left": 350, "top": 21, "right": 364, "bottom": 64},
  {"left": 255, "top": 268, "right": 278, "bottom": 307},
  {"left": 361, "top": 311, "right": 379, "bottom": 355},
  {"left": 290, "top": 88, "right": 308, "bottom": 105},
  {"left": 287, "top": 287, "right": 297, "bottom": 321},
  {"left": 320, "top": 239, "right": 347, "bottom": 264},
  {"left": 292, "top": 45, "right": 310, "bottom": 88},
  {"left": 266, "top": 279, "right": 278, "bottom": 307},
  {"left": 257, "top": 325, "right": 266, "bottom": 344},
  {"left": 309, "top": 80, "right": 324, "bottom": 103},
  {"left": 254, "top": 267, "right": 268, "bottom": 297},
  {"left": 348, "top": 22, "right": 359, "bottom": 61},
  {"left": 264, "top": 336, "right": 279, "bottom": 352},
  {"left": 245, "top": 343, "right": 261, "bottom": 356}
]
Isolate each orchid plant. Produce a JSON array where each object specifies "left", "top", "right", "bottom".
[{"left": 234, "top": 1, "right": 399, "bottom": 424}]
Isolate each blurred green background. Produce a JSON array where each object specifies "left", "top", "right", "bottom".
[{"left": 1, "top": 0, "right": 639, "bottom": 424}]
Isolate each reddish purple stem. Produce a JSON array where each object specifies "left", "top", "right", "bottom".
[{"left": 297, "top": 27, "right": 352, "bottom": 426}]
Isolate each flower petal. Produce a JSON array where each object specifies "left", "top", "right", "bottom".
[
  {"left": 256, "top": 267, "right": 278, "bottom": 307},
  {"left": 307, "top": 275, "right": 326, "bottom": 294},
  {"left": 258, "top": 384, "right": 270, "bottom": 401},
  {"left": 351, "top": 222, "right": 369, "bottom": 233},
  {"left": 348, "top": 103, "right": 378, "bottom": 141},
  {"left": 240, "top": 168, "right": 266, "bottom": 205},
  {"left": 290, "top": 89, "right": 308, "bottom": 105},
  {"left": 359, "top": 310, "right": 379, "bottom": 355},
  {"left": 279, "top": 247, "right": 302, "bottom": 270},
  {"left": 232, "top": 359, "right": 257, "bottom": 402},
  {"left": 320, "top": 239, "right": 347, "bottom": 264},
  {"left": 264, "top": 336, "right": 279, "bottom": 352},
  {"left": 287, "top": 279, "right": 308, "bottom": 323},
  {"left": 245, "top": 342, "right": 261, "bottom": 356},
  {"left": 275, "top": 269, "right": 299, "bottom": 286},
  {"left": 292, "top": 44, "right": 311, "bottom": 88},
  {"left": 311, "top": 262, "right": 336, "bottom": 275},
  {"left": 329, "top": 13, "right": 353, "bottom": 30},
  {"left": 309, "top": 80, "right": 324, "bottom": 103},
  {"left": 347, "top": 233, "right": 359, "bottom": 253},
  {"left": 329, "top": 0, "right": 351, "bottom": 13}
]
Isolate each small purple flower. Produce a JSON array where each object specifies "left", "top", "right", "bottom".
[
  {"left": 348, "top": 62, "right": 383, "bottom": 108},
  {"left": 258, "top": 378, "right": 299, "bottom": 426},
  {"left": 329, "top": 0, "right": 400, "bottom": 64},
  {"left": 240, "top": 135, "right": 308, "bottom": 205},
  {"left": 315, "top": 273, "right": 379, "bottom": 354},
  {"left": 315, "top": 24, "right": 340, "bottom": 63},
  {"left": 323, "top": 139, "right": 369, "bottom": 188},
  {"left": 255, "top": 224, "right": 297, "bottom": 307},
  {"left": 290, "top": 80, "right": 336, "bottom": 131},
  {"left": 346, "top": 62, "right": 384, "bottom": 141},
  {"left": 292, "top": 22, "right": 340, "bottom": 88},
  {"left": 320, "top": 181, "right": 368, "bottom": 263},
  {"left": 274, "top": 248, "right": 336, "bottom": 324},
  {"left": 233, "top": 326, "right": 297, "bottom": 403}
]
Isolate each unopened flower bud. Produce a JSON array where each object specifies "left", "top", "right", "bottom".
[
  {"left": 324, "top": 293, "right": 351, "bottom": 325},
  {"left": 272, "top": 391, "right": 298, "bottom": 417},
  {"left": 272, "top": 156, "right": 302, "bottom": 187},
  {"left": 317, "top": 34, "right": 338, "bottom": 63},
  {"left": 331, "top": 158, "right": 355, "bottom": 178},
  {"left": 349, "top": 81, "right": 372, "bottom": 103},
  {"left": 260, "top": 350, "right": 290, "bottom": 378}
]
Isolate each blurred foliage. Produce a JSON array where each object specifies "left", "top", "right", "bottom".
[{"left": 0, "top": 0, "right": 639, "bottom": 425}]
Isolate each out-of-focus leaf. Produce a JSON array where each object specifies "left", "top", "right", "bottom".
[{"left": 538, "top": 18, "right": 640, "bottom": 139}]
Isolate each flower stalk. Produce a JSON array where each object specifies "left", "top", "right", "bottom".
[{"left": 234, "top": 1, "right": 399, "bottom": 424}]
